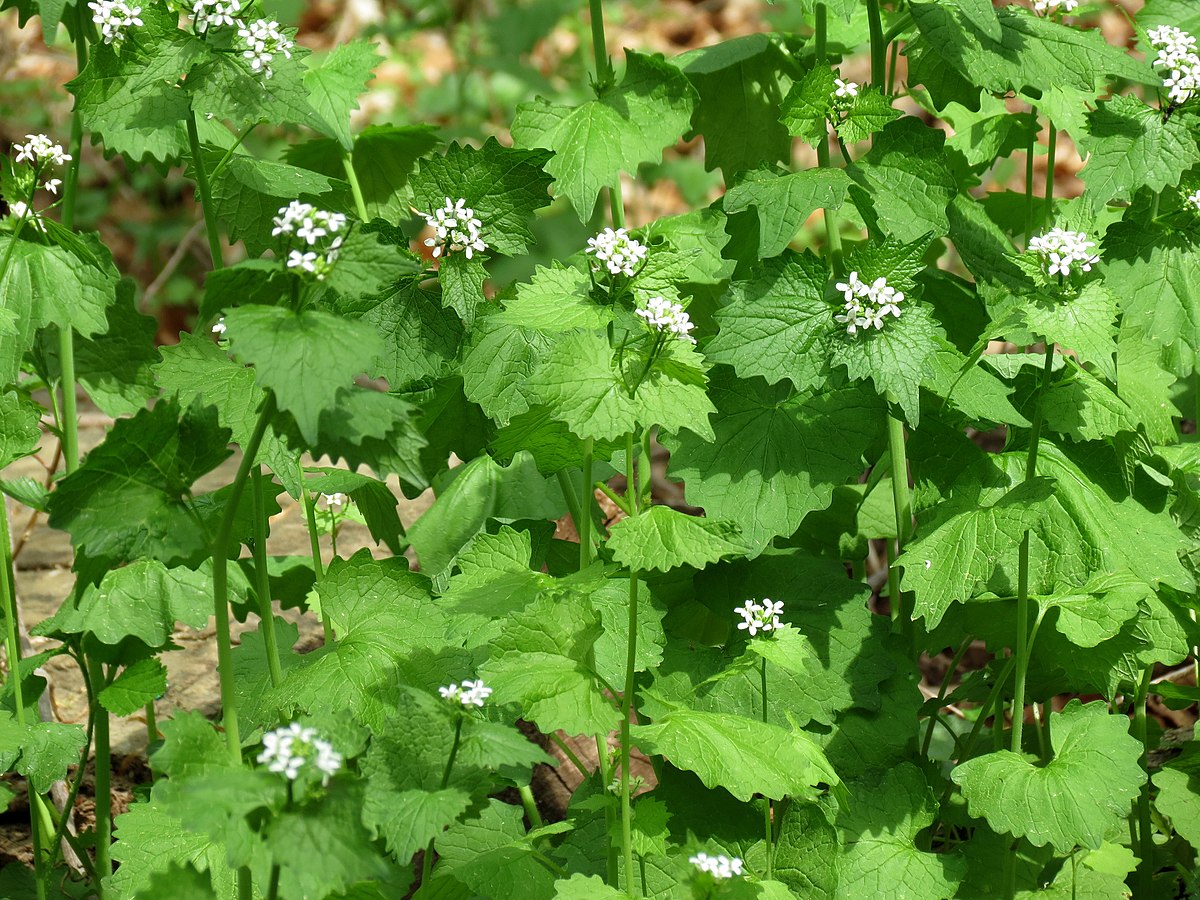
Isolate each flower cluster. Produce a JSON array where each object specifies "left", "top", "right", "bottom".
[
  {"left": 88, "top": 0, "right": 144, "bottom": 46},
  {"left": 317, "top": 492, "right": 347, "bottom": 511},
  {"left": 586, "top": 227, "right": 647, "bottom": 278},
  {"left": 423, "top": 197, "right": 487, "bottom": 260},
  {"left": 635, "top": 295, "right": 697, "bottom": 344},
  {"left": 258, "top": 723, "right": 342, "bottom": 784},
  {"left": 1027, "top": 227, "right": 1100, "bottom": 279},
  {"left": 1149, "top": 25, "right": 1200, "bottom": 105},
  {"left": 689, "top": 852, "right": 744, "bottom": 880},
  {"left": 236, "top": 19, "right": 294, "bottom": 79},
  {"left": 1187, "top": 188, "right": 1200, "bottom": 212},
  {"left": 1032, "top": 0, "right": 1078, "bottom": 15},
  {"left": 12, "top": 134, "right": 71, "bottom": 197},
  {"left": 439, "top": 679, "right": 493, "bottom": 708},
  {"left": 272, "top": 201, "right": 347, "bottom": 280},
  {"left": 832, "top": 74, "right": 859, "bottom": 108},
  {"left": 834, "top": 271, "right": 905, "bottom": 336},
  {"left": 190, "top": 0, "right": 242, "bottom": 33},
  {"left": 734, "top": 599, "right": 784, "bottom": 638},
  {"left": 211, "top": 317, "right": 227, "bottom": 337},
  {"left": 4, "top": 202, "right": 47, "bottom": 233}
]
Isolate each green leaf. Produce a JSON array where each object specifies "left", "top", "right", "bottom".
[
  {"left": 411, "top": 138, "right": 553, "bottom": 256},
  {"left": 630, "top": 709, "right": 838, "bottom": 802},
  {"left": 350, "top": 125, "right": 440, "bottom": 221},
  {"left": 100, "top": 659, "right": 168, "bottom": 716},
  {"left": 511, "top": 51, "right": 696, "bottom": 218},
  {"left": 772, "top": 801, "right": 839, "bottom": 899},
  {"left": 224, "top": 305, "right": 383, "bottom": 444},
  {"left": 779, "top": 66, "right": 836, "bottom": 146},
  {"left": 68, "top": 281, "right": 160, "bottom": 417},
  {"left": 153, "top": 332, "right": 300, "bottom": 498},
  {"left": 665, "top": 370, "right": 884, "bottom": 555},
  {"left": 109, "top": 798, "right": 237, "bottom": 900},
  {"left": 900, "top": 478, "right": 1056, "bottom": 628},
  {"left": 495, "top": 263, "right": 611, "bottom": 333},
  {"left": 0, "top": 390, "right": 40, "bottom": 470},
  {"left": 480, "top": 593, "right": 619, "bottom": 737},
  {"left": 134, "top": 863, "right": 218, "bottom": 900},
  {"left": 13, "top": 720, "right": 87, "bottom": 791},
  {"left": 836, "top": 87, "right": 902, "bottom": 146},
  {"left": 188, "top": 43, "right": 322, "bottom": 131},
  {"left": 847, "top": 117, "right": 957, "bottom": 242},
  {"left": 997, "top": 282, "right": 1119, "bottom": 383},
  {"left": 305, "top": 469, "right": 405, "bottom": 554},
  {"left": 1155, "top": 765, "right": 1200, "bottom": 852},
  {"left": 322, "top": 222, "right": 424, "bottom": 304},
  {"left": 437, "top": 250, "right": 488, "bottom": 324},
  {"left": 677, "top": 34, "right": 795, "bottom": 177},
  {"left": 46, "top": 402, "right": 230, "bottom": 567},
  {"left": 0, "top": 233, "right": 119, "bottom": 383},
  {"left": 527, "top": 330, "right": 715, "bottom": 442},
  {"left": 461, "top": 314, "right": 554, "bottom": 426},
  {"left": 303, "top": 40, "right": 381, "bottom": 149},
  {"left": 1078, "top": 96, "right": 1200, "bottom": 212},
  {"left": 722, "top": 171, "right": 850, "bottom": 261},
  {"left": 940, "top": 97, "right": 1040, "bottom": 170},
  {"left": 1035, "top": 571, "right": 1150, "bottom": 648},
  {"left": 922, "top": 338, "right": 1029, "bottom": 427},
  {"left": 908, "top": 3, "right": 1154, "bottom": 100},
  {"left": 553, "top": 874, "right": 626, "bottom": 898},
  {"left": 607, "top": 506, "right": 748, "bottom": 572},
  {"left": 435, "top": 800, "right": 559, "bottom": 899},
  {"left": 952, "top": 700, "right": 1145, "bottom": 852},
  {"left": 1036, "top": 357, "right": 1138, "bottom": 441},
  {"left": 836, "top": 764, "right": 966, "bottom": 898}
]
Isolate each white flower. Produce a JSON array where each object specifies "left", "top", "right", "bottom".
[
  {"left": 833, "top": 77, "right": 859, "bottom": 101},
  {"left": 43, "top": 178, "right": 61, "bottom": 194},
  {"left": 1149, "top": 25, "right": 1200, "bottom": 104},
  {"left": 833, "top": 270, "right": 905, "bottom": 336},
  {"left": 423, "top": 197, "right": 488, "bottom": 260},
  {"left": 211, "top": 317, "right": 227, "bottom": 336},
  {"left": 257, "top": 723, "right": 342, "bottom": 784},
  {"left": 1032, "top": 0, "right": 1078, "bottom": 13},
  {"left": 88, "top": 0, "right": 143, "bottom": 45},
  {"left": 1027, "top": 227, "right": 1100, "bottom": 279},
  {"left": 236, "top": 19, "right": 294, "bottom": 79},
  {"left": 689, "top": 852, "right": 745, "bottom": 880},
  {"left": 586, "top": 226, "right": 647, "bottom": 278},
  {"left": 5, "top": 201, "right": 47, "bottom": 233},
  {"left": 439, "top": 678, "right": 494, "bottom": 708},
  {"left": 14, "top": 134, "right": 71, "bottom": 168},
  {"left": 1187, "top": 188, "right": 1200, "bottom": 211},
  {"left": 275, "top": 202, "right": 346, "bottom": 280},
  {"left": 190, "top": 0, "right": 241, "bottom": 32},
  {"left": 317, "top": 492, "right": 346, "bottom": 511},
  {"left": 734, "top": 599, "right": 784, "bottom": 637},
  {"left": 635, "top": 295, "right": 697, "bottom": 344}
]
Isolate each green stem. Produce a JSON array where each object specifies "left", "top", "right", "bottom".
[
  {"left": 251, "top": 468, "right": 284, "bottom": 689},
  {"left": 882, "top": 11, "right": 914, "bottom": 46},
  {"left": 866, "top": 0, "right": 886, "bottom": 87},
  {"left": 88, "top": 658, "right": 111, "bottom": 884},
  {"left": 596, "top": 480, "right": 632, "bottom": 516},
  {"left": 297, "top": 462, "right": 334, "bottom": 644},
  {"left": 265, "top": 864, "right": 281, "bottom": 900},
  {"left": 145, "top": 700, "right": 157, "bottom": 746},
  {"left": 1043, "top": 125, "right": 1057, "bottom": 227},
  {"left": 580, "top": 438, "right": 595, "bottom": 569},
  {"left": 422, "top": 717, "right": 464, "bottom": 886},
  {"left": 1024, "top": 128, "right": 1037, "bottom": 246},
  {"left": 1010, "top": 343, "right": 1055, "bottom": 754},
  {"left": 58, "top": 329, "right": 78, "bottom": 475},
  {"left": 549, "top": 733, "right": 589, "bottom": 779},
  {"left": 885, "top": 392, "right": 912, "bottom": 631},
  {"left": 518, "top": 783, "right": 544, "bottom": 831},
  {"left": 0, "top": 501, "right": 47, "bottom": 898},
  {"left": 588, "top": 0, "right": 614, "bottom": 88},
  {"left": 920, "top": 636, "right": 974, "bottom": 758},
  {"left": 760, "top": 656, "right": 773, "bottom": 879},
  {"left": 342, "top": 153, "right": 369, "bottom": 222},
  {"left": 887, "top": 40, "right": 900, "bottom": 96},
  {"left": 61, "top": 7, "right": 88, "bottom": 231},
  {"left": 597, "top": 730, "right": 619, "bottom": 886},
  {"left": 213, "top": 395, "right": 276, "bottom": 764},
  {"left": 814, "top": 3, "right": 844, "bottom": 276},
  {"left": 619, "top": 430, "right": 639, "bottom": 897},
  {"left": 1134, "top": 666, "right": 1155, "bottom": 896},
  {"left": 187, "top": 110, "right": 224, "bottom": 270}
]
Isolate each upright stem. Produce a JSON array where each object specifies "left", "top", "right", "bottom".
[
  {"left": 251, "top": 468, "right": 284, "bottom": 688},
  {"left": 1024, "top": 129, "right": 1037, "bottom": 246},
  {"left": 0, "top": 500, "right": 47, "bottom": 898},
  {"left": 422, "top": 717, "right": 464, "bottom": 886},
  {"left": 866, "top": 0, "right": 886, "bottom": 87},
  {"left": 145, "top": 700, "right": 157, "bottom": 745},
  {"left": 760, "top": 656, "right": 773, "bottom": 879},
  {"left": 588, "top": 0, "right": 614, "bottom": 88},
  {"left": 1043, "top": 125, "right": 1057, "bottom": 227},
  {"left": 213, "top": 396, "right": 276, "bottom": 764},
  {"left": 921, "top": 636, "right": 973, "bottom": 758},
  {"left": 88, "top": 658, "right": 111, "bottom": 884},
  {"left": 518, "top": 784, "right": 544, "bottom": 830},
  {"left": 580, "top": 438, "right": 595, "bottom": 570},
  {"left": 187, "top": 111, "right": 224, "bottom": 270},
  {"left": 885, "top": 392, "right": 912, "bottom": 630},
  {"left": 618, "top": 431, "right": 640, "bottom": 896},
  {"left": 297, "top": 464, "right": 334, "bottom": 645},
  {"left": 1010, "top": 343, "right": 1055, "bottom": 754},
  {"left": 814, "top": 3, "right": 844, "bottom": 276},
  {"left": 342, "top": 154, "right": 369, "bottom": 222},
  {"left": 1133, "top": 666, "right": 1154, "bottom": 897}
]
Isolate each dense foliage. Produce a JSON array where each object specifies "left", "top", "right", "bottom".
[{"left": 3, "top": 0, "right": 1200, "bottom": 897}]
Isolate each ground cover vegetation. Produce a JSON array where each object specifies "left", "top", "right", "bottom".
[{"left": 1, "top": 0, "right": 1200, "bottom": 896}]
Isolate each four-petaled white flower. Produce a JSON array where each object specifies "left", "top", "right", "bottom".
[
  {"left": 257, "top": 723, "right": 342, "bottom": 784},
  {"left": 439, "top": 678, "right": 493, "bottom": 708},
  {"left": 14, "top": 134, "right": 71, "bottom": 168},
  {"left": 586, "top": 226, "right": 647, "bottom": 278},
  {"left": 423, "top": 197, "right": 487, "bottom": 260},
  {"left": 1187, "top": 188, "right": 1200, "bottom": 211},
  {"left": 1027, "top": 227, "right": 1100, "bottom": 279},
  {"left": 211, "top": 317, "right": 227, "bottom": 336},
  {"left": 5, "top": 201, "right": 47, "bottom": 233},
  {"left": 833, "top": 77, "right": 859, "bottom": 101},
  {"left": 734, "top": 599, "right": 784, "bottom": 637},
  {"left": 1149, "top": 25, "right": 1200, "bottom": 105},
  {"left": 88, "top": 0, "right": 143, "bottom": 45},
  {"left": 1032, "top": 0, "right": 1079, "bottom": 14},
  {"left": 274, "top": 201, "right": 347, "bottom": 280},
  {"left": 190, "top": 0, "right": 242, "bottom": 32},
  {"left": 635, "top": 295, "right": 697, "bottom": 344},
  {"left": 317, "top": 492, "right": 347, "bottom": 511},
  {"left": 236, "top": 19, "right": 294, "bottom": 79},
  {"left": 834, "top": 271, "right": 905, "bottom": 336},
  {"left": 689, "top": 852, "right": 745, "bottom": 880}
]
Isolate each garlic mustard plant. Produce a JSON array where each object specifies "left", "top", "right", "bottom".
[
  {"left": 635, "top": 295, "right": 697, "bottom": 343},
  {"left": 586, "top": 226, "right": 647, "bottom": 277},
  {"left": 1149, "top": 25, "right": 1200, "bottom": 105},
  {"left": 439, "top": 679, "right": 493, "bottom": 708},
  {"left": 1032, "top": 0, "right": 1079, "bottom": 16},
  {"left": 236, "top": 19, "right": 294, "bottom": 79},
  {"left": 734, "top": 599, "right": 784, "bottom": 637},
  {"left": 1027, "top": 227, "right": 1100, "bottom": 279},
  {"left": 423, "top": 197, "right": 487, "bottom": 259},
  {"left": 87, "top": 0, "right": 144, "bottom": 46},
  {"left": 834, "top": 271, "right": 905, "bottom": 335},
  {"left": 258, "top": 723, "right": 343, "bottom": 784},
  {"left": 272, "top": 201, "right": 347, "bottom": 280},
  {"left": 688, "top": 852, "right": 745, "bottom": 880},
  {"left": 189, "top": 0, "right": 241, "bottom": 33}
]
